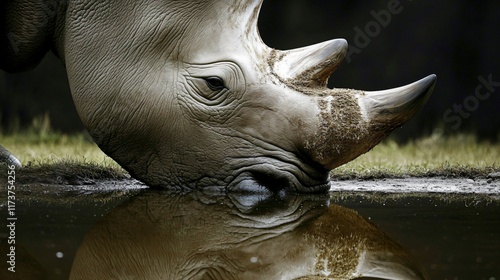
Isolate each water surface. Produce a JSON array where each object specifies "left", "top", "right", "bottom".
[{"left": 1, "top": 181, "right": 498, "bottom": 279}]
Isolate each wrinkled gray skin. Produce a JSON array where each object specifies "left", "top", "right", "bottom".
[{"left": 1, "top": 0, "right": 436, "bottom": 192}]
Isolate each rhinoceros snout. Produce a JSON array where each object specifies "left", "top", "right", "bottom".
[{"left": 271, "top": 37, "right": 437, "bottom": 172}]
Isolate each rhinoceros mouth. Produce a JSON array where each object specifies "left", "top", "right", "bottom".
[{"left": 227, "top": 161, "right": 331, "bottom": 194}]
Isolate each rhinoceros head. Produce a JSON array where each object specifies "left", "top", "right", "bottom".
[{"left": 3, "top": 0, "right": 436, "bottom": 192}]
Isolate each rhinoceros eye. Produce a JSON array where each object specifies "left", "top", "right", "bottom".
[{"left": 204, "top": 76, "right": 226, "bottom": 91}]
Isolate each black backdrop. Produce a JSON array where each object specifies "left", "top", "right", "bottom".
[{"left": 1, "top": 0, "right": 499, "bottom": 141}]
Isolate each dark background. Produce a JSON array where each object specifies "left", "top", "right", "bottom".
[{"left": 1, "top": 0, "right": 499, "bottom": 141}]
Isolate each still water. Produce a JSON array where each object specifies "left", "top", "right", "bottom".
[{"left": 1, "top": 181, "right": 499, "bottom": 279}]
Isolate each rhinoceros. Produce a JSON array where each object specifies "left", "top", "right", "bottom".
[{"left": 1, "top": 0, "right": 436, "bottom": 192}]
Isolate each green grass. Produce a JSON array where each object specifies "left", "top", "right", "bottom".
[
  {"left": 1, "top": 131, "right": 128, "bottom": 183},
  {"left": 1, "top": 130, "right": 499, "bottom": 182},
  {"left": 1, "top": 131, "right": 118, "bottom": 167},
  {"left": 331, "top": 134, "right": 500, "bottom": 180}
]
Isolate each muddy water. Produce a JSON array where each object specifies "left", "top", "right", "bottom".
[{"left": 0, "top": 181, "right": 499, "bottom": 280}]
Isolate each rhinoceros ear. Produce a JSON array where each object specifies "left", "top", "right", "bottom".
[{"left": 1, "top": 0, "right": 61, "bottom": 72}]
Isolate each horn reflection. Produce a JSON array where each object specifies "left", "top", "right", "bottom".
[{"left": 69, "top": 191, "right": 426, "bottom": 279}]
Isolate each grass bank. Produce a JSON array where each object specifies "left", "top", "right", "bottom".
[
  {"left": 332, "top": 134, "right": 499, "bottom": 180},
  {"left": 1, "top": 131, "right": 127, "bottom": 183},
  {"left": 1, "top": 131, "right": 499, "bottom": 181},
  {"left": 1, "top": 131, "right": 118, "bottom": 167}
]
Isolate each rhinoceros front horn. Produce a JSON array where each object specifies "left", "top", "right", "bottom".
[{"left": 359, "top": 75, "right": 437, "bottom": 128}]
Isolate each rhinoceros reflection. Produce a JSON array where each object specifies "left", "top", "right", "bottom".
[{"left": 69, "top": 192, "right": 426, "bottom": 279}]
